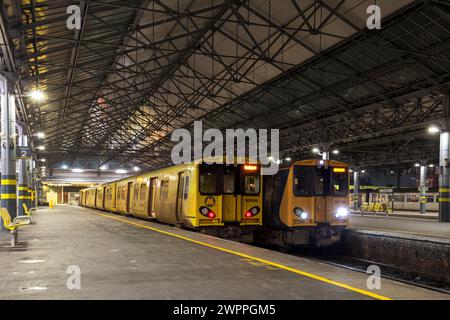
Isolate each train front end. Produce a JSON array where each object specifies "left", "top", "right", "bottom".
[
  {"left": 196, "top": 162, "right": 263, "bottom": 242},
  {"left": 291, "top": 159, "right": 350, "bottom": 247}
]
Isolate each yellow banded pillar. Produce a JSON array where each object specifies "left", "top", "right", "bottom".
[
  {"left": 439, "top": 131, "right": 450, "bottom": 222},
  {"left": 0, "top": 74, "right": 17, "bottom": 231},
  {"left": 17, "top": 124, "right": 28, "bottom": 216}
]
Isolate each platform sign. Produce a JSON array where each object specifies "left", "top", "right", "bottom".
[
  {"left": 17, "top": 146, "right": 32, "bottom": 159},
  {"left": 378, "top": 188, "right": 393, "bottom": 193}
]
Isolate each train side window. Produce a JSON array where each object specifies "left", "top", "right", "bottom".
[
  {"left": 134, "top": 183, "right": 140, "bottom": 201},
  {"left": 160, "top": 180, "right": 169, "bottom": 201},
  {"left": 183, "top": 176, "right": 190, "bottom": 200},
  {"left": 140, "top": 183, "right": 146, "bottom": 202}
]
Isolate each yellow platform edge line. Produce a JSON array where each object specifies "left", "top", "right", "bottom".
[{"left": 93, "top": 211, "right": 391, "bottom": 301}]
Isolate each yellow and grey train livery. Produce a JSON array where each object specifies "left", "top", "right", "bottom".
[
  {"left": 80, "top": 161, "right": 263, "bottom": 241},
  {"left": 256, "top": 159, "right": 350, "bottom": 248}
]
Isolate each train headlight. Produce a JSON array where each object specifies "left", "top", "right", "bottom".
[
  {"left": 199, "top": 206, "right": 216, "bottom": 219},
  {"left": 294, "top": 207, "right": 308, "bottom": 220},
  {"left": 245, "top": 206, "right": 260, "bottom": 218},
  {"left": 335, "top": 207, "right": 349, "bottom": 218}
]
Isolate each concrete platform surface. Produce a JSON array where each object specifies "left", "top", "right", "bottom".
[
  {"left": 351, "top": 210, "right": 438, "bottom": 220},
  {"left": 349, "top": 215, "right": 450, "bottom": 241},
  {"left": 0, "top": 205, "right": 448, "bottom": 300}
]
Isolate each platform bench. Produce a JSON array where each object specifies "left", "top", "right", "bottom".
[{"left": 0, "top": 207, "right": 31, "bottom": 247}]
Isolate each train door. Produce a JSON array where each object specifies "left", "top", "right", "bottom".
[
  {"left": 126, "top": 182, "right": 133, "bottom": 213},
  {"left": 176, "top": 172, "right": 189, "bottom": 223},
  {"left": 102, "top": 187, "right": 106, "bottom": 209},
  {"left": 147, "top": 178, "right": 157, "bottom": 218},
  {"left": 223, "top": 166, "right": 238, "bottom": 222}
]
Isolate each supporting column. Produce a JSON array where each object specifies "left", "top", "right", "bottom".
[
  {"left": 353, "top": 171, "right": 360, "bottom": 211},
  {"left": 0, "top": 74, "right": 17, "bottom": 225},
  {"left": 17, "top": 125, "right": 29, "bottom": 216},
  {"left": 439, "top": 131, "right": 450, "bottom": 222},
  {"left": 419, "top": 165, "right": 427, "bottom": 214}
]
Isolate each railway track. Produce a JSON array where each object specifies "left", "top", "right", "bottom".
[{"left": 294, "top": 251, "right": 450, "bottom": 295}]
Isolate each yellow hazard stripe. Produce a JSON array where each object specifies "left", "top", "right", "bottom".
[
  {"left": 1, "top": 194, "right": 16, "bottom": 199},
  {"left": 90, "top": 210, "right": 391, "bottom": 301},
  {"left": 17, "top": 196, "right": 31, "bottom": 200},
  {"left": 439, "top": 198, "right": 450, "bottom": 202},
  {"left": 439, "top": 188, "right": 450, "bottom": 193},
  {"left": 1, "top": 179, "right": 16, "bottom": 185},
  {"left": 17, "top": 187, "right": 28, "bottom": 191}
]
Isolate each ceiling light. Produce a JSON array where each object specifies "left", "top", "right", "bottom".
[
  {"left": 99, "top": 166, "right": 108, "bottom": 171},
  {"left": 29, "top": 90, "right": 45, "bottom": 102},
  {"left": 428, "top": 126, "right": 440, "bottom": 134},
  {"left": 61, "top": 165, "right": 68, "bottom": 169},
  {"left": 133, "top": 166, "right": 140, "bottom": 172},
  {"left": 36, "top": 132, "right": 45, "bottom": 138},
  {"left": 332, "top": 150, "right": 339, "bottom": 154},
  {"left": 428, "top": 164, "right": 434, "bottom": 168},
  {"left": 72, "top": 168, "right": 84, "bottom": 173},
  {"left": 361, "top": 170, "right": 366, "bottom": 173},
  {"left": 312, "top": 148, "right": 320, "bottom": 153},
  {"left": 39, "top": 159, "right": 46, "bottom": 162},
  {"left": 414, "top": 163, "right": 421, "bottom": 167},
  {"left": 285, "top": 157, "right": 291, "bottom": 161},
  {"left": 37, "top": 146, "right": 45, "bottom": 150},
  {"left": 116, "top": 169, "right": 127, "bottom": 174}
]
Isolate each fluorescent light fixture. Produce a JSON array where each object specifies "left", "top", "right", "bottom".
[
  {"left": 285, "top": 157, "right": 291, "bottom": 161},
  {"left": 72, "top": 168, "right": 84, "bottom": 173},
  {"left": 116, "top": 169, "right": 127, "bottom": 174},
  {"left": 99, "top": 165, "right": 108, "bottom": 171},
  {"left": 133, "top": 166, "right": 140, "bottom": 172},
  {"left": 61, "top": 165, "right": 68, "bottom": 169},
  {"left": 429, "top": 164, "right": 434, "bottom": 168},
  {"left": 361, "top": 170, "right": 366, "bottom": 173},
  {"left": 428, "top": 126, "right": 440, "bottom": 134},
  {"left": 414, "top": 163, "right": 421, "bottom": 167},
  {"left": 312, "top": 148, "right": 320, "bottom": 153},
  {"left": 36, "top": 132, "right": 45, "bottom": 138},
  {"left": 332, "top": 150, "right": 339, "bottom": 154},
  {"left": 37, "top": 146, "right": 45, "bottom": 150},
  {"left": 29, "top": 90, "right": 45, "bottom": 102},
  {"left": 39, "top": 159, "right": 46, "bottom": 162}
]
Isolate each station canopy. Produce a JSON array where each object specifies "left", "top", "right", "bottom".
[{"left": 2, "top": 0, "right": 449, "bottom": 171}]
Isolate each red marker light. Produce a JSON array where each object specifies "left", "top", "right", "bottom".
[
  {"left": 207, "top": 211, "right": 215, "bottom": 218},
  {"left": 245, "top": 211, "right": 252, "bottom": 218}
]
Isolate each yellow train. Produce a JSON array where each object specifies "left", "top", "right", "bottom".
[
  {"left": 80, "top": 162, "right": 263, "bottom": 241},
  {"left": 256, "top": 159, "right": 350, "bottom": 248}
]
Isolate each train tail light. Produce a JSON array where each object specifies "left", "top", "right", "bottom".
[
  {"left": 244, "top": 206, "right": 260, "bottom": 218},
  {"left": 199, "top": 206, "right": 216, "bottom": 219}
]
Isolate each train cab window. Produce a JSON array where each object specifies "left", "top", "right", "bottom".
[
  {"left": 199, "top": 164, "right": 219, "bottom": 195},
  {"left": 331, "top": 168, "right": 348, "bottom": 196},
  {"left": 293, "top": 166, "right": 327, "bottom": 196},
  {"left": 244, "top": 175, "right": 260, "bottom": 195}
]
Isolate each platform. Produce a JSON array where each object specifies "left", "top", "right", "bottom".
[
  {"left": 351, "top": 210, "right": 438, "bottom": 220},
  {"left": 0, "top": 205, "right": 448, "bottom": 300},
  {"left": 349, "top": 215, "right": 450, "bottom": 241}
]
